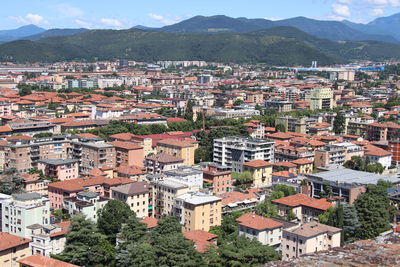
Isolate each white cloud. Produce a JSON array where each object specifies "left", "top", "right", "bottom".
[
  {"left": 9, "top": 13, "right": 48, "bottom": 25},
  {"left": 366, "top": 0, "right": 400, "bottom": 8},
  {"left": 337, "top": 0, "right": 354, "bottom": 3},
  {"left": 74, "top": 19, "right": 92, "bottom": 28},
  {"left": 54, "top": 3, "right": 84, "bottom": 17},
  {"left": 370, "top": 8, "right": 385, "bottom": 15},
  {"left": 264, "top": 17, "right": 283, "bottom": 21},
  {"left": 148, "top": 13, "right": 189, "bottom": 25},
  {"left": 100, "top": 18, "right": 124, "bottom": 28},
  {"left": 332, "top": 3, "right": 351, "bottom": 17}
]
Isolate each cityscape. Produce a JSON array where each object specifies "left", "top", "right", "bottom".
[{"left": 0, "top": 1, "right": 400, "bottom": 267}]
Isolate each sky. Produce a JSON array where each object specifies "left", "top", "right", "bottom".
[{"left": 1, "top": 0, "right": 400, "bottom": 30}]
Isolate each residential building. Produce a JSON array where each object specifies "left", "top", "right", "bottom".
[
  {"left": 244, "top": 120, "right": 265, "bottom": 139},
  {"left": 37, "top": 159, "right": 79, "bottom": 181},
  {"left": 164, "top": 166, "right": 203, "bottom": 188},
  {"left": 274, "top": 116, "right": 307, "bottom": 134},
  {"left": 0, "top": 232, "right": 31, "bottom": 267},
  {"left": 174, "top": 192, "right": 222, "bottom": 232},
  {"left": 28, "top": 221, "right": 70, "bottom": 257},
  {"left": 291, "top": 159, "right": 314, "bottom": 175},
  {"left": 202, "top": 164, "right": 232, "bottom": 194},
  {"left": 364, "top": 144, "right": 393, "bottom": 170},
  {"left": 309, "top": 87, "right": 333, "bottom": 110},
  {"left": 156, "top": 139, "right": 198, "bottom": 166},
  {"left": 183, "top": 230, "right": 218, "bottom": 253},
  {"left": 109, "top": 141, "right": 144, "bottom": 167},
  {"left": 265, "top": 99, "right": 293, "bottom": 112},
  {"left": 18, "top": 254, "right": 79, "bottom": 267},
  {"left": 236, "top": 213, "right": 296, "bottom": 246},
  {"left": 144, "top": 153, "right": 184, "bottom": 174},
  {"left": 63, "top": 191, "right": 110, "bottom": 222},
  {"left": 111, "top": 181, "right": 150, "bottom": 218},
  {"left": 213, "top": 137, "right": 274, "bottom": 173},
  {"left": 314, "top": 145, "right": 346, "bottom": 167},
  {"left": 77, "top": 142, "right": 116, "bottom": 173},
  {"left": 282, "top": 222, "right": 341, "bottom": 259},
  {"left": 1, "top": 193, "right": 50, "bottom": 238},
  {"left": 366, "top": 122, "right": 400, "bottom": 141},
  {"left": 304, "top": 168, "right": 400, "bottom": 204},
  {"left": 242, "top": 160, "right": 273, "bottom": 187},
  {"left": 219, "top": 190, "right": 261, "bottom": 215},
  {"left": 20, "top": 174, "right": 48, "bottom": 196}
]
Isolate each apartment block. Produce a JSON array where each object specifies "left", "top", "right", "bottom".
[
  {"left": 366, "top": 122, "right": 400, "bottom": 141},
  {"left": 0, "top": 232, "right": 31, "bottom": 267},
  {"left": 164, "top": 166, "right": 203, "bottom": 188},
  {"left": 202, "top": 164, "right": 232, "bottom": 194},
  {"left": 242, "top": 160, "right": 273, "bottom": 187},
  {"left": 309, "top": 87, "right": 333, "bottom": 110},
  {"left": 213, "top": 136, "right": 274, "bottom": 173},
  {"left": 156, "top": 139, "right": 198, "bottom": 166},
  {"left": 282, "top": 222, "right": 341, "bottom": 259},
  {"left": 1, "top": 193, "right": 50, "bottom": 238},
  {"left": 109, "top": 141, "right": 144, "bottom": 167},
  {"left": 174, "top": 192, "right": 222, "bottom": 232},
  {"left": 112, "top": 181, "right": 150, "bottom": 218},
  {"left": 144, "top": 153, "right": 184, "bottom": 174},
  {"left": 64, "top": 191, "right": 110, "bottom": 222},
  {"left": 274, "top": 116, "right": 307, "bottom": 134},
  {"left": 265, "top": 99, "right": 293, "bottom": 112},
  {"left": 37, "top": 159, "right": 79, "bottom": 181},
  {"left": 76, "top": 142, "right": 116, "bottom": 173}
]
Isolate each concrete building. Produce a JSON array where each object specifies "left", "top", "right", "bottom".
[
  {"left": 0, "top": 232, "right": 31, "bottom": 267},
  {"left": 144, "top": 153, "right": 184, "bottom": 174},
  {"left": 282, "top": 222, "right": 341, "bottom": 259},
  {"left": 202, "top": 164, "right": 232, "bottom": 195},
  {"left": 275, "top": 116, "right": 307, "bottom": 134},
  {"left": 174, "top": 192, "right": 222, "bottom": 232},
  {"left": 111, "top": 181, "right": 150, "bottom": 218},
  {"left": 1, "top": 193, "right": 50, "bottom": 238},
  {"left": 156, "top": 139, "right": 198, "bottom": 166},
  {"left": 309, "top": 87, "right": 333, "bottom": 110},
  {"left": 242, "top": 160, "right": 273, "bottom": 187},
  {"left": 28, "top": 221, "right": 70, "bottom": 257},
  {"left": 366, "top": 122, "right": 400, "bottom": 142},
  {"left": 213, "top": 137, "right": 275, "bottom": 173},
  {"left": 37, "top": 159, "right": 79, "bottom": 181},
  {"left": 76, "top": 142, "right": 116, "bottom": 173},
  {"left": 63, "top": 191, "right": 110, "bottom": 222},
  {"left": 109, "top": 141, "right": 144, "bottom": 167},
  {"left": 236, "top": 213, "right": 296, "bottom": 246},
  {"left": 164, "top": 166, "right": 203, "bottom": 189},
  {"left": 304, "top": 168, "right": 400, "bottom": 204},
  {"left": 265, "top": 99, "right": 293, "bottom": 112}
]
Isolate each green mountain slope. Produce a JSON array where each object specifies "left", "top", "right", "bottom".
[{"left": 0, "top": 27, "right": 400, "bottom": 65}]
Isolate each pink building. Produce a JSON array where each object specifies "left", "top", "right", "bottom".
[
  {"left": 108, "top": 141, "right": 145, "bottom": 167},
  {"left": 47, "top": 176, "right": 133, "bottom": 209},
  {"left": 38, "top": 159, "right": 80, "bottom": 181}
]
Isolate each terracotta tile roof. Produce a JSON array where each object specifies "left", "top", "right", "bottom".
[
  {"left": 272, "top": 171, "right": 297, "bottom": 178},
  {"left": 272, "top": 193, "right": 313, "bottom": 207},
  {"left": 145, "top": 152, "right": 184, "bottom": 163},
  {"left": 157, "top": 138, "right": 197, "bottom": 148},
  {"left": 109, "top": 140, "right": 143, "bottom": 150},
  {"left": 109, "top": 132, "right": 136, "bottom": 141},
  {"left": 219, "top": 191, "right": 258, "bottom": 205},
  {"left": 0, "top": 125, "right": 12, "bottom": 132},
  {"left": 364, "top": 144, "right": 392, "bottom": 157},
  {"left": 236, "top": 213, "right": 283, "bottom": 231},
  {"left": 18, "top": 254, "right": 80, "bottom": 267},
  {"left": 139, "top": 216, "right": 158, "bottom": 229},
  {"left": 75, "top": 133, "right": 100, "bottom": 139},
  {"left": 301, "top": 198, "right": 333, "bottom": 211},
  {"left": 291, "top": 158, "right": 313, "bottom": 165},
  {"left": 183, "top": 230, "right": 218, "bottom": 253},
  {"left": 112, "top": 181, "right": 149, "bottom": 195},
  {"left": 266, "top": 132, "right": 294, "bottom": 140},
  {"left": 50, "top": 221, "right": 71, "bottom": 238},
  {"left": 6, "top": 135, "right": 32, "bottom": 141},
  {"left": 115, "top": 165, "right": 146, "bottom": 176},
  {"left": 273, "top": 161, "right": 297, "bottom": 168},
  {"left": 290, "top": 222, "right": 341, "bottom": 237},
  {"left": 0, "top": 232, "right": 31, "bottom": 251},
  {"left": 243, "top": 159, "right": 273, "bottom": 168},
  {"left": 166, "top": 117, "right": 187, "bottom": 123},
  {"left": 48, "top": 176, "right": 131, "bottom": 192}
]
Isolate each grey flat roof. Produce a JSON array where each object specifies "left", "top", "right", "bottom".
[
  {"left": 77, "top": 191, "right": 99, "bottom": 198},
  {"left": 177, "top": 192, "right": 221, "bottom": 205},
  {"left": 13, "top": 192, "right": 42, "bottom": 201},
  {"left": 307, "top": 168, "right": 400, "bottom": 185},
  {"left": 38, "top": 159, "right": 79, "bottom": 165}
]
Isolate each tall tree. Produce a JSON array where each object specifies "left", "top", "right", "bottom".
[
  {"left": 117, "top": 241, "right": 157, "bottom": 267},
  {"left": 0, "top": 168, "right": 25, "bottom": 195},
  {"left": 342, "top": 204, "right": 361, "bottom": 242},
  {"left": 56, "top": 216, "right": 115, "bottom": 267},
  {"left": 97, "top": 200, "right": 134, "bottom": 242},
  {"left": 333, "top": 112, "right": 345, "bottom": 135},
  {"left": 117, "top": 216, "right": 147, "bottom": 249}
]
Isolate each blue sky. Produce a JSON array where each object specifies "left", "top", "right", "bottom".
[{"left": 1, "top": 0, "right": 400, "bottom": 30}]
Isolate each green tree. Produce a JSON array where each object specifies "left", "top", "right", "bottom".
[
  {"left": 117, "top": 216, "right": 147, "bottom": 249},
  {"left": 333, "top": 112, "right": 345, "bottom": 135},
  {"left": 342, "top": 204, "right": 361, "bottom": 242},
  {"left": 0, "top": 168, "right": 25, "bottom": 195},
  {"left": 275, "top": 123, "right": 286, "bottom": 132},
  {"left": 97, "top": 200, "right": 134, "bottom": 242},
  {"left": 56, "top": 216, "right": 115, "bottom": 267},
  {"left": 274, "top": 184, "right": 295, "bottom": 197},
  {"left": 255, "top": 200, "right": 279, "bottom": 218},
  {"left": 354, "top": 184, "right": 392, "bottom": 239},
  {"left": 117, "top": 241, "right": 157, "bottom": 267},
  {"left": 232, "top": 171, "right": 253, "bottom": 187},
  {"left": 233, "top": 99, "right": 244, "bottom": 106}
]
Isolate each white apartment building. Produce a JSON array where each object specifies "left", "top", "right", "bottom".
[
  {"left": 28, "top": 221, "right": 69, "bottom": 256},
  {"left": 213, "top": 136, "right": 275, "bottom": 172},
  {"left": 164, "top": 166, "right": 203, "bottom": 189},
  {"left": 63, "top": 191, "right": 110, "bottom": 222},
  {"left": 1, "top": 193, "right": 50, "bottom": 238}
]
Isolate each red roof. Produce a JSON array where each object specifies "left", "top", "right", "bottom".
[
  {"left": 243, "top": 160, "right": 272, "bottom": 168},
  {"left": 291, "top": 158, "right": 313, "bottom": 165},
  {"left": 18, "top": 254, "right": 79, "bottom": 267},
  {"left": 109, "top": 140, "right": 143, "bottom": 150},
  {"left": 272, "top": 193, "right": 333, "bottom": 211},
  {"left": 139, "top": 216, "right": 158, "bottom": 229},
  {"left": 236, "top": 213, "right": 283, "bottom": 231},
  {"left": 183, "top": 230, "right": 218, "bottom": 253},
  {"left": 0, "top": 232, "right": 31, "bottom": 251}
]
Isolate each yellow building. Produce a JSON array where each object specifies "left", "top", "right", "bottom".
[
  {"left": 156, "top": 139, "right": 198, "bottom": 166},
  {"left": 111, "top": 181, "right": 150, "bottom": 218},
  {"left": 291, "top": 159, "right": 314, "bottom": 174},
  {"left": 242, "top": 160, "right": 273, "bottom": 187},
  {"left": 309, "top": 87, "right": 333, "bottom": 110},
  {"left": 175, "top": 192, "right": 222, "bottom": 232},
  {"left": 0, "top": 232, "right": 31, "bottom": 267}
]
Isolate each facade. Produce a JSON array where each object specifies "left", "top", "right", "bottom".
[
  {"left": 366, "top": 122, "right": 400, "bottom": 142},
  {"left": 275, "top": 116, "right": 307, "bottom": 134},
  {"left": 164, "top": 166, "right": 203, "bottom": 188},
  {"left": 63, "top": 191, "right": 110, "bottom": 222},
  {"left": 1, "top": 193, "right": 50, "bottom": 238},
  {"left": 309, "top": 87, "right": 333, "bottom": 110},
  {"left": 37, "top": 159, "right": 79, "bottom": 181},
  {"left": 314, "top": 145, "right": 346, "bottom": 167},
  {"left": 242, "top": 160, "right": 273, "bottom": 187},
  {"left": 111, "top": 181, "right": 150, "bottom": 218},
  {"left": 265, "top": 99, "right": 293, "bottom": 112},
  {"left": 282, "top": 222, "right": 341, "bottom": 259},
  {"left": 174, "top": 192, "right": 222, "bottom": 232},
  {"left": 77, "top": 142, "right": 116, "bottom": 173},
  {"left": 144, "top": 153, "right": 184, "bottom": 174},
  {"left": 109, "top": 141, "right": 144, "bottom": 167},
  {"left": 291, "top": 159, "right": 314, "bottom": 175},
  {"left": 156, "top": 139, "right": 198, "bottom": 166},
  {"left": 213, "top": 137, "right": 275, "bottom": 173},
  {"left": 202, "top": 164, "right": 232, "bottom": 194},
  {"left": 0, "top": 232, "right": 31, "bottom": 267}
]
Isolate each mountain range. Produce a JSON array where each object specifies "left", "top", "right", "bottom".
[{"left": 1, "top": 14, "right": 400, "bottom": 65}]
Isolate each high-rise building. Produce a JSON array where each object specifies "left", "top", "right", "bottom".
[{"left": 309, "top": 87, "right": 333, "bottom": 110}]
